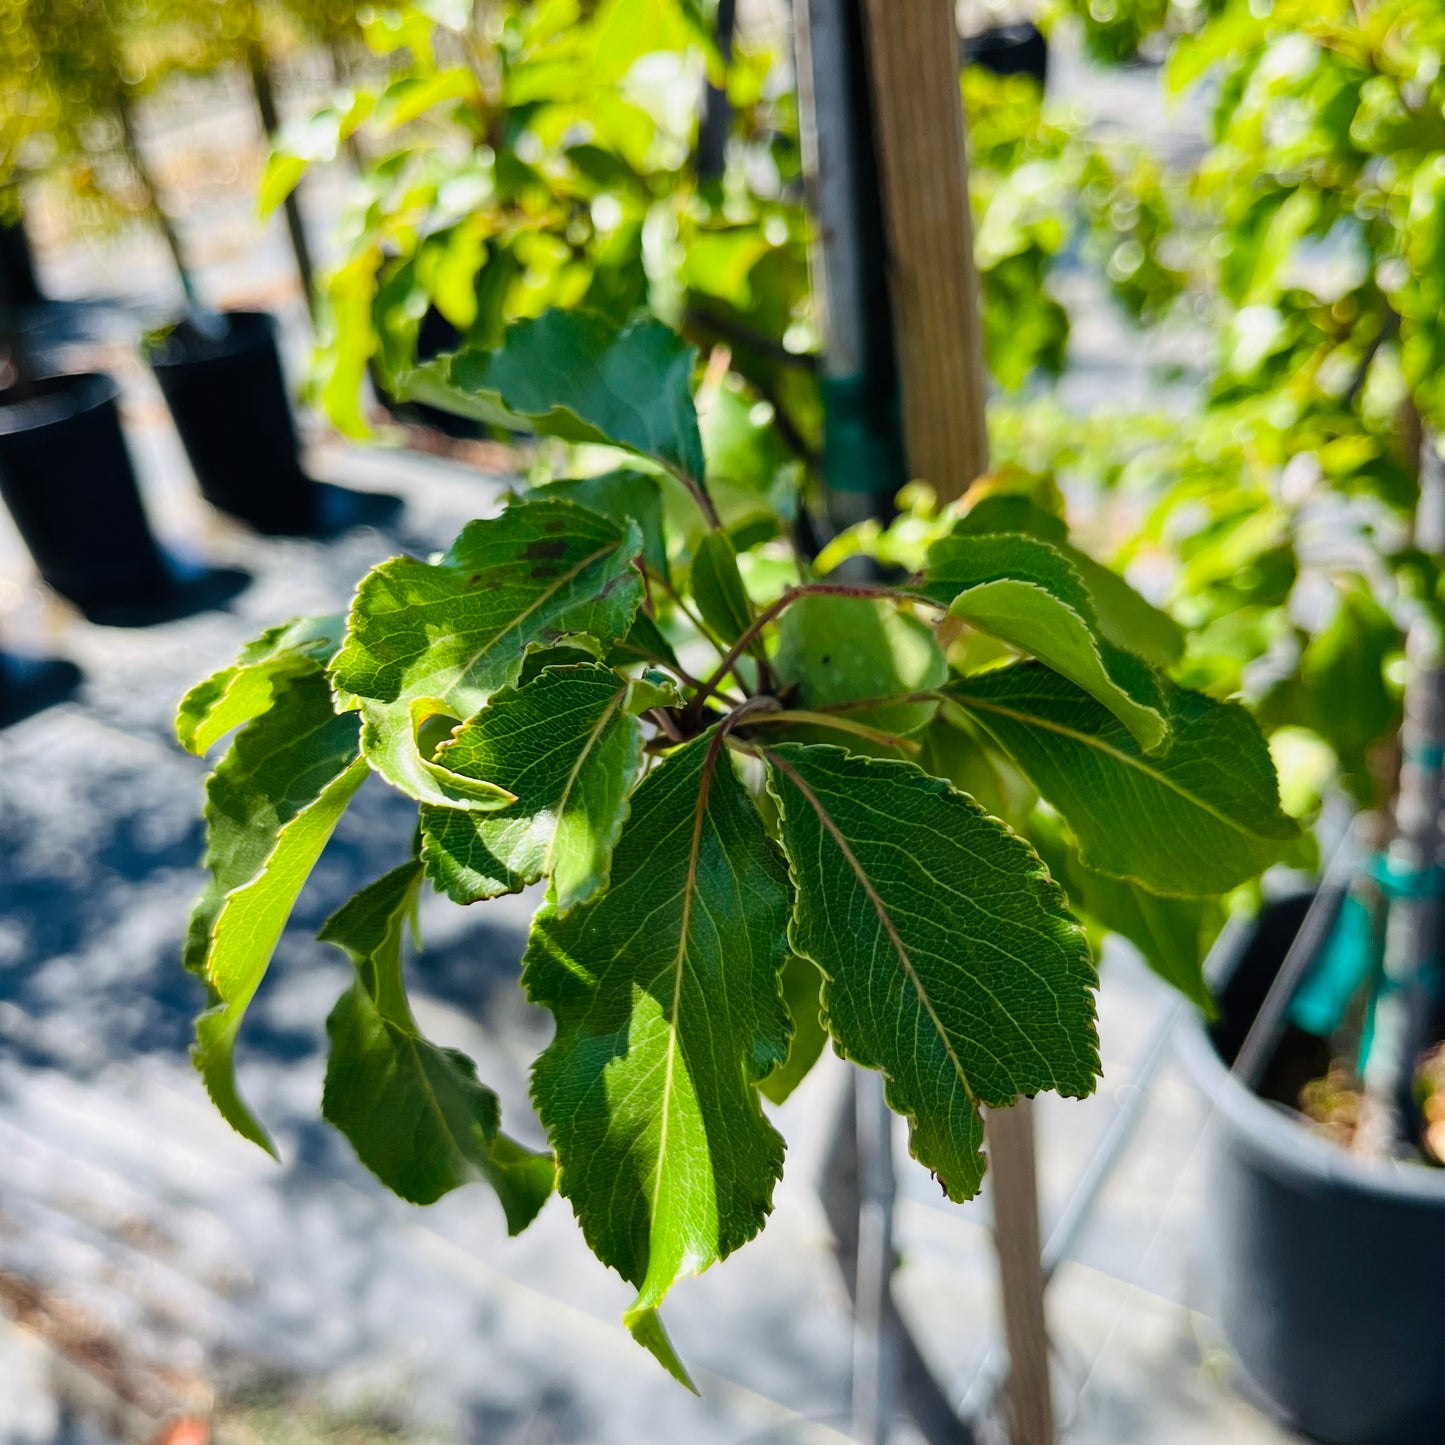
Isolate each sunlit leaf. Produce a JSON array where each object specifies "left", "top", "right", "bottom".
[
  {"left": 922, "top": 532, "right": 1168, "bottom": 752},
  {"left": 177, "top": 614, "right": 344, "bottom": 756},
  {"left": 330, "top": 498, "right": 642, "bottom": 807},
  {"left": 399, "top": 311, "right": 705, "bottom": 481},
  {"left": 945, "top": 662, "right": 1298, "bottom": 897},
  {"left": 420, "top": 663, "right": 642, "bottom": 912},
  {"left": 524, "top": 729, "right": 791, "bottom": 1386},
  {"left": 189, "top": 674, "right": 367, "bottom": 1154}
]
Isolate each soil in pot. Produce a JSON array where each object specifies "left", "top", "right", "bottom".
[
  {"left": 147, "top": 311, "right": 400, "bottom": 537},
  {"left": 1179, "top": 895, "right": 1445, "bottom": 1445},
  {"left": 0, "top": 372, "right": 249, "bottom": 626}
]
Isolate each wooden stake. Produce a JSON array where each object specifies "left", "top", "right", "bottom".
[
  {"left": 857, "top": 7, "right": 1051, "bottom": 1437},
  {"left": 985, "top": 1102, "right": 1055, "bottom": 1445},
  {"left": 858, "top": 0, "right": 988, "bottom": 501}
]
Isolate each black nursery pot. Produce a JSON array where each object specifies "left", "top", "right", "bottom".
[
  {"left": 371, "top": 305, "right": 484, "bottom": 440},
  {"left": 147, "top": 310, "right": 316, "bottom": 535},
  {"left": 0, "top": 211, "right": 43, "bottom": 307},
  {"left": 964, "top": 23, "right": 1049, "bottom": 86},
  {"left": 0, "top": 373, "right": 172, "bottom": 616},
  {"left": 1176, "top": 897, "right": 1445, "bottom": 1445}
]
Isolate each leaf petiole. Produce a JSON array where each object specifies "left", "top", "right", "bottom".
[
  {"left": 731, "top": 708, "right": 923, "bottom": 754},
  {"left": 688, "top": 580, "right": 929, "bottom": 723}
]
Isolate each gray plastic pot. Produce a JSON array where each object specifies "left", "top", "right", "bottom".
[{"left": 1176, "top": 896, "right": 1445, "bottom": 1445}]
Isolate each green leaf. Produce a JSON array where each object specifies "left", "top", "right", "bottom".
[
  {"left": 759, "top": 953, "right": 829, "bottom": 1106},
  {"left": 189, "top": 674, "right": 368, "bottom": 1154},
  {"left": 945, "top": 662, "right": 1298, "bottom": 897},
  {"left": 1031, "top": 820, "right": 1214, "bottom": 1011},
  {"left": 373, "top": 67, "right": 480, "bottom": 132},
  {"left": 690, "top": 530, "right": 754, "bottom": 645},
  {"left": 419, "top": 663, "right": 642, "bottom": 912},
  {"left": 330, "top": 498, "right": 642, "bottom": 808},
  {"left": 956, "top": 497, "right": 1183, "bottom": 667},
  {"left": 184, "top": 673, "right": 361, "bottom": 977},
  {"left": 399, "top": 311, "right": 705, "bottom": 481},
  {"left": 320, "top": 864, "right": 554, "bottom": 1232},
  {"left": 533, "top": 470, "right": 671, "bottom": 582},
  {"left": 773, "top": 595, "right": 946, "bottom": 739},
  {"left": 608, "top": 609, "right": 682, "bottom": 672},
  {"left": 921, "top": 532, "right": 1168, "bottom": 752},
  {"left": 177, "top": 614, "right": 344, "bottom": 755},
  {"left": 763, "top": 742, "right": 1098, "bottom": 1201},
  {"left": 627, "top": 668, "right": 683, "bottom": 713},
  {"left": 523, "top": 729, "right": 792, "bottom": 1385}
]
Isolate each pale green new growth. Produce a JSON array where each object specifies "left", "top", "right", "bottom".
[
  {"left": 955, "top": 496, "right": 1184, "bottom": 668},
  {"left": 189, "top": 674, "right": 368, "bottom": 1153},
  {"left": 923, "top": 532, "right": 1169, "bottom": 752},
  {"left": 176, "top": 613, "right": 343, "bottom": 756},
  {"left": 759, "top": 953, "right": 829, "bottom": 1107}
]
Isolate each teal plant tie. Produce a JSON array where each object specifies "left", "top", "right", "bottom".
[
  {"left": 1289, "top": 891, "right": 1375, "bottom": 1038},
  {"left": 1288, "top": 853, "right": 1444, "bottom": 1040},
  {"left": 821, "top": 374, "right": 906, "bottom": 494}
]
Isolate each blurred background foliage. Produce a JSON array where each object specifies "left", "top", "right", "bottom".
[{"left": 6, "top": 0, "right": 1444, "bottom": 835}]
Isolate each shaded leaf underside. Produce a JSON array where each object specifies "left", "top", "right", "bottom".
[{"left": 320, "top": 863, "right": 553, "bottom": 1232}]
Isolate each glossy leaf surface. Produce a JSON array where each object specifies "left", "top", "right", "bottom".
[
  {"left": 421, "top": 663, "right": 642, "bottom": 912},
  {"left": 400, "top": 311, "right": 706, "bottom": 481},
  {"left": 955, "top": 496, "right": 1184, "bottom": 667},
  {"left": 923, "top": 532, "right": 1168, "bottom": 752},
  {"left": 330, "top": 498, "right": 642, "bottom": 808},
  {"left": 523, "top": 730, "right": 791, "bottom": 1385},
  {"left": 534, "top": 469, "right": 671, "bottom": 583}
]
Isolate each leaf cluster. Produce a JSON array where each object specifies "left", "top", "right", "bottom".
[{"left": 179, "top": 309, "right": 1297, "bottom": 1381}]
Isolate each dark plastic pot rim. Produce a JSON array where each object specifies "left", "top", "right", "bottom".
[
  {"left": 145, "top": 309, "right": 277, "bottom": 372},
  {"left": 0, "top": 371, "right": 120, "bottom": 435},
  {"left": 1176, "top": 944, "right": 1445, "bottom": 1205}
]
